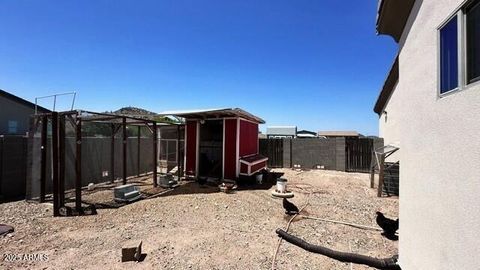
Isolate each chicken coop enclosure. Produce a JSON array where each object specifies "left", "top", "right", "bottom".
[{"left": 26, "top": 110, "right": 182, "bottom": 216}]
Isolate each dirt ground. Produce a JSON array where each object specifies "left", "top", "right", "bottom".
[{"left": 0, "top": 169, "right": 398, "bottom": 270}]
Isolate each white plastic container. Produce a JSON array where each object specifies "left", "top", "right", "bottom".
[
  {"left": 276, "top": 178, "right": 287, "bottom": 193},
  {"left": 255, "top": 174, "right": 263, "bottom": 184}
]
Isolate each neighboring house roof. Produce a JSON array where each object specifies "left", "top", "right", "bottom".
[
  {"left": 297, "top": 130, "right": 317, "bottom": 137},
  {"left": 376, "top": 0, "right": 416, "bottom": 42},
  {"left": 158, "top": 108, "right": 265, "bottom": 124},
  {"left": 266, "top": 126, "right": 297, "bottom": 136},
  {"left": 374, "top": 56, "right": 399, "bottom": 115},
  {"left": 317, "top": 131, "right": 360, "bottom": 137},
  {"left": 0, "top": 89, "right": 50, "bottom": 113}
]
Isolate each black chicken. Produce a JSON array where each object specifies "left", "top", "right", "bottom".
[
  {"left": 283, "top": 198, "right": 299, "bottom": 215},
  {"left": 376, "top": 211, "right": 399, "bottom": 237}
]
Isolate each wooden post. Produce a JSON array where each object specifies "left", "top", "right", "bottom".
[
  {"left": 75, "top": 118, "right": 82, "bottom": 212},
  {"left": 122, "top": 117, "right": 127, "bottom": 185},
  {"left": 177, "top": 125, "right": 181, "bottom": 180},
  {"left": 51, "top": 112, "right": 60, "bottom": 217},
  {"left": 58, "top": 115, "right": 66, "bottom": 207},
  {"left": 153, "top": 122, "right": 158, "bottom": 187},
  {"left": 370, "top": 151, "right": 376, "bottom": 189},
  {"left": 370, "top": 166, "right": 375, "bottom": 189},
  {"left": 111, "top": 123, "right": 115, "bottom": 183},
  {"left": 40, "top": 116, "right": 48, "bottom": 203},
  {"left": 377, "top": 155, "right": 385, "bottom": 197},
  {"left": 137, "top": 126, "right": 141, "bottom": 176}
]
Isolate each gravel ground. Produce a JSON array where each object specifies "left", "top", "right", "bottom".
[{"left": 0, "top": 169, "right": 398, "bottom": 270}]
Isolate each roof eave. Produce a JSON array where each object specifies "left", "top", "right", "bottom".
[
  {"left": 376, "top": 0, "right": 416, "bottom": 43},
  {"left": 158, "top": 108, "right": 265, "bottom": 124},
  {"left": 374, "top": 56, "right": 399, "bottom": 115}
]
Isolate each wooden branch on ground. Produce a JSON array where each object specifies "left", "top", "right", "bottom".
[{"left": 276, "top": 229, "right": 401, "bottom": 270}]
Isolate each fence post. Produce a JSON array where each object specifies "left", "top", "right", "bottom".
[
  {"left": 110, "top": 124, "right": 115, "bottom": 183},
  {"left": 377, "top": 155, "right": 385, "bottom": 197},
  {"left": 152, "top": 122, "right": 158, "bottom": 187},
  {"left": 58, "top": 115, "right": 65, "bottom": 207},
  {"left": 51, "top": 112, "right": 60, "bottom": 217},
  {"left": 122, "top": 117, "right": 127, "bottom": 185},
  {"left": 40, "top": 116, "right": 47, "bottom": 202},
  {"left": 75, "top": 117, "right": 82, "bottom": 212},
  {"left": 137, "top": 126, "right": 141, "bottom": 176},
  {"left": 370, "top": 150, "right": 376, "bottom": 188}
]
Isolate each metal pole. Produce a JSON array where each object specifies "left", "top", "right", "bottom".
[
  {"left": 153, "top": 122, "right": 158, "bottom": 187},
  {"left": 71, "top": 92, "right": 76, "bottom": 110},
  {"left": 75, "top": 117, "right": 82, "bottom": 212},
  {"left": 122, "top": 117, "right": 127, "bottom": 185}
]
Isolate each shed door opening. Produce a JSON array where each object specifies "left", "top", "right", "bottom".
[{"left": 198, "top": 120, "right": 223, "bottom": 179}]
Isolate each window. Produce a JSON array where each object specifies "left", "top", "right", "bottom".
[
  {"left": 438, "top": 0, "right": 480, "bottom": 96},
  {"left": 440, "top": 16, "right": 459, "bottom": 93},
  {"left": 467, "top": 1, "right": 480, "bottom": 83},
  {"left": 8, "top": 120, "right": 18, "bottom": 134}
]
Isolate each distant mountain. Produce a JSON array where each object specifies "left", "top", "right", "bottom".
[{"left": 113, "top": 106, "right": 157, "bottom": 117}]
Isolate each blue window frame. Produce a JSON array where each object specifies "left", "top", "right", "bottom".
[{"left": 440, "top": 16, "right": 458, "bottom": 94}]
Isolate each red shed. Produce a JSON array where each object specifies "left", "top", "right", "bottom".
[{"left": 159, "top": 108, "right": 267, "bottom": 180}]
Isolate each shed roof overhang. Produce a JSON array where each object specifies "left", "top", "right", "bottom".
[
  {"left": 374, "top": 56, "right": 399, "bottom": 115},
  {"left": 376, "top": 0, "right": 416, "bottom": 42},
  {"left": 158, "top": 108, "right": 265, "bottom": 124}
]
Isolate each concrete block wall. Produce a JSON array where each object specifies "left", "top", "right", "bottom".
[
  {"left": 335, "top": 138, "right": 346, "bottom": 171},
  {"left": 290, "top": 138, "right": 341, "bottom": 171}
]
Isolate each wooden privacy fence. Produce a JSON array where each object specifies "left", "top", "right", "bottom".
[
  {"left": 345, "top": 137, "right": 374, "bottom": 173},
  {"left": 259, "top": 138, "right": 283, "bottom": 168},
  {"left": 260, "top": 137, "right": 380, "bottom": 173}
]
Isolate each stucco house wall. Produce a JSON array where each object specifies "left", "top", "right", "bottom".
[
  {"left": 0, "top": 95, "right": 37, "bottom": 135},
  {"left": 387, "top": 0, "right": 480, "bottom": 269},
  {"left": 378, "top": 82, "right": 400, "bottom": 163}
]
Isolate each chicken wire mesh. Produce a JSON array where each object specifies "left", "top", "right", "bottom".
[{"left": 26, "top": 111, "right": 182, "bottom": 209}]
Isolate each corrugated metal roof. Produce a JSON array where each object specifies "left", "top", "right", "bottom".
[
  {"left": 266, "top": 126, "right": 297, "bottom": 136},
  {"left": 158, "top": 108, "right": 265, "bottom": 124}
]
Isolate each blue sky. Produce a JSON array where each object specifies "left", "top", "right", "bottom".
[{"left": 0, "top": 1, "right": 397, "bottom": 135}]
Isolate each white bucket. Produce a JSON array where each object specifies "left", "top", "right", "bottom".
[
  {"left": 255, "top": 174, "right": 263, "bottom": 184},
  {"left": 276, "top": 178, "right": 287, "bottom": 193}
]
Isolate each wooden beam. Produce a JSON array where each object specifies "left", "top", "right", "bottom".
[
  {"left": 377, "top": 155, "right": 385, "bottom": 197},
  {"left": 58, "top": 115, "right": 66, "bottom": 207},
  {"left": 137, "top": 126, "right": 141, "bottom": 177},
  {"left": 153, "top": 122, "right": 158, "bottom": 187},
  {"left": 123, "top": 117, "right": 127, "bottom": 185},
  {"left": 370, "top": 151, "right": 376, "bottom": 189},
  {"left": 40, "top": 116, "right": 48, "bottom": 203},
  {"left": 177, "top": 125, "right": 181, "bottom": 180},
  {"left": 110, "top": 123, "right": 115, "bottom": 183},
  {"left": 51, "top": 112, "right": 60, "bottom": 217},
  {"left": 75, "top": 118, "right": 82, "bottom": 212}
]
